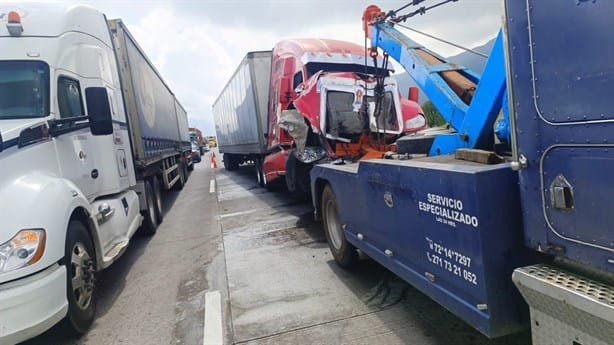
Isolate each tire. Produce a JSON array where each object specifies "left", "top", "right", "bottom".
[
  {"left": 152, "top": 176, "right": 163, "bottom": 224},
  {"left": 141, "top": 179, "right": 158, "bottom": 235},
  {"left": 255, "top": 157, "right": 265, "bottom": 187},
  {"left": 224, "top": 154, "right": 240, "bottom": 171},
  {"left": 321, "top": 185, "right": 358, "bottom": 268},
  {"left": 183, "top": 162, "right": 190, "bottom": 180},
  {"left": 187, "top": 161, "right": 194, "bottom": 171},
  {"left": 285, "top": 153, "right": 311, "bottom": 198},
  {"left": 223, "top": 154, "right": 235, "bottom": 171},
  {"left": 173, "top": 163, "right": 185, "bottom": 191},
  {"left": 64, "top": 220, "right": 96, "bottom": 334}
]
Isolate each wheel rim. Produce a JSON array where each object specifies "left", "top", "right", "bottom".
[
  {"left": 70, "top": 242, "right": 95, "bottom": 310},
  {"left": 324, "top": 198, "right": 343, "bottom": 250}
]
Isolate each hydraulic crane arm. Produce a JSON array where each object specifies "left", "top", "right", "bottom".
[{"left": 363, "top": 5, "right": 509, "bottom": 155}]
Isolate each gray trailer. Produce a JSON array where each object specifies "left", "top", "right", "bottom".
[
  {"left": 108, "top": 19, "right": 191, "bottom": 190},
  {"left": 212, "top": 51, "right": 272, "bottom": 169}
]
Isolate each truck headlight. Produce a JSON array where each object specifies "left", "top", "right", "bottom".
[
  {"left": 298, "top": 146, "right": 327, "bottom": 164},
  {"left": 0, "top": 229, "right": 46, "bottom": 273},
  {"left": 405, "top": 114, "right": 427, "bottom": 130}
]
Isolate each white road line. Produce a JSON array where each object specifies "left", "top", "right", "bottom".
[
  {"left": 209, "top": 179, "right": 216, "bottom": 194},
  {"left": 203, "top": 290, "right": 223, "bottom": 345}
]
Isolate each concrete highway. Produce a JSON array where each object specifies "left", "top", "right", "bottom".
[{"left": 24, "top": 151, "right": 531, "bottom": 344}]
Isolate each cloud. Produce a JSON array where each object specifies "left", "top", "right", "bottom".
[{"left": 25, "top": 0, "right": 502, "bottom": 135}]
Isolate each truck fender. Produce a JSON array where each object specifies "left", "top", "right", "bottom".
[{"left": 0, "top": 172, "right": 95, "bottom": 283}]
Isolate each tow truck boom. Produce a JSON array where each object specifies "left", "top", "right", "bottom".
[{"left": 362, "top": 6, "right": 509, "bottom": 155}]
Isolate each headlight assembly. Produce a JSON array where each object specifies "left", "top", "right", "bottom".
[
  {"left": 298, "top": 146, "right": 327, "bottom": 164},
  {"left": 0, "top": 229, "right": 46, "bottom": 273},
  {"left": 405, "top": 114, "right": 427, "bottom": 130}
]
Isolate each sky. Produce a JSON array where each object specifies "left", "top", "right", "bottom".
[{"left": 31, "top": 0, "right": 502, "bottom": 135}]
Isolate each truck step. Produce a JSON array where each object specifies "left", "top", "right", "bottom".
[{"left": 512, "top": 264, "right": 614, "bottom": 345}]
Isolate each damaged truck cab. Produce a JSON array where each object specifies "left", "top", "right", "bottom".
[{"left": 262, "top": 39, "right": 426, "bottom": 195}]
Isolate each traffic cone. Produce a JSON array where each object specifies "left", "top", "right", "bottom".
[{"left": 210, "top": 152, "right": 218, "bottom": 169}]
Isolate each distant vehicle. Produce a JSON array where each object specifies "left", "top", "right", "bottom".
[
  {"left": 189, "top": 127, "right": 206, "bottom": 154},
  {"left": 191, "top": 143, "right": 202, "bottom": 164},
  {"left": 0, "top": 3, "right": 190, "bottom": 343},
  {"left": 206, "top": 135, "right": 217, "bottom": 148},
  {"left": 212, "top": 40, "right": 425, "bottom": 196}
]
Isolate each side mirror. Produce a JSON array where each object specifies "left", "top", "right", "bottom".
[
  {"left": 86, "top": 87, "right": 113, "bottom": 136},
  {"left": 408, "top": 86, "right": 419, "bottom": 103},
  {"left": 279, "top": 77, "right": 291, "bottom": 104}
]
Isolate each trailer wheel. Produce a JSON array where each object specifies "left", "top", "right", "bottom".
[
  {"left": 152, "top": 176, "right": 163, "bottom": 224},
  {"left": 142, "top": 179, "right": 158, "bottom": 235},
  {"left": 63, "top": 220, "right": 96, "bottom": 334},
  {"left": 223, "top": 154, "right": 233, "bottom": 170},
  {"left": 224, "top": 154, "right": 239, "bottom": 171},
  {"left": 255, "top": 157, "right": 265, "bottom": 187},
  {"left": 321, "top": 185, "right": 358, "bottom": 268},
  {"left": 173, "top": 163, "right": 185, "bottom": 191},
  {"left": 183, "top": 162, "right": 190, "bottom": 181}
]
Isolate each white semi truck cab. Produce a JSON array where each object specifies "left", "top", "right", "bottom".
[{"left": 0, "top": 4, "right": 189, "bottom": 343}]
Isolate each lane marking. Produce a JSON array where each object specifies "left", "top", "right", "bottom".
[
  {"left": 209, "top": 179, "right": 216, "bottom": 194},
  {"left": 203, "top": 290, "right": 223, "bottom": 345}
]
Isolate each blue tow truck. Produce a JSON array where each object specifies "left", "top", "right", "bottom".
[{"left": 310, "top": 1, "right": 614, "bottom": 343}]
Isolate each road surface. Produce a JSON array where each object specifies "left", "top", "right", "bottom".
[{"left": 25, "top": 152, "right": 531, "bottom": 344}]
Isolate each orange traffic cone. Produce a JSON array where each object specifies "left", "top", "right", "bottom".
[{"left": 210, "top": 152, "right": 218, "bottom": 169}]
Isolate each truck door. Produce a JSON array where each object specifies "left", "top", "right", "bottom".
[
  {"left": 507, "top": 0, "right": 614, "bottom": 269},
  {"left": 54, "top": 74, "right": 101, "bottom": 199}
]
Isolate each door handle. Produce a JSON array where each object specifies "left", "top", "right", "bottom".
[{"left": 550, "top": 174, "right": 574, "bottom": 211}]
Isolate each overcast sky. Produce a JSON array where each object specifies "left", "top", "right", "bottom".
[{"left": 38, "top": 0, "right": 502, "bottom": 135}]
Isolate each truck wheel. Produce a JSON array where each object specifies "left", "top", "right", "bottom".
[
  {"left": 224, "top": 154, "right": 239, "bottom": 171},
  {"left": 142, "top": 179, "right": 159, "bottom": 235},
  {"left": 64, "top": 220, "right": 96, "bottom": 334},
  {"left": 173, "top": 163, "right": 185, "bottom": 191},
  {"left": 286, "top": 153, "right": 311, "bottom": 198},
  {"left": 223, "top": 154, "right": 233, "bottom": 171},
  {"left": 183, "top": 162, "right": 190, "bottom": 180},
  {"left": 321, "top": 185, "right": 358, "bottom": 268},
  {"left": 152, "top": 176, "right": 163, "bottom": 224},
  {"left": 255, "top": 157, "right": 265, "bottom": 187}
]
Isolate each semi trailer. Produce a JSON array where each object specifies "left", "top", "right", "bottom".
[
  {"left": 311, "top": 1, "right": 614, "bottom": 343},
  {"left": 212, "top": 40, "right": 427, "bottom": 195},
  {"left": 0, "top": 3, "right": 190, "bottom": 343}
]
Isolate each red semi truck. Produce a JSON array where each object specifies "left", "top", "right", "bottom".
[{"left": 213, "top": 39, "right": 426, "bottom": 195}]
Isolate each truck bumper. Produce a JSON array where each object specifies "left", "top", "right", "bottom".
[
  {"left": 0, "top": 264, "right": 68, "bottom": 345},
  {"left": 513, "top": 264, "right": 614, "bottom": 345}
]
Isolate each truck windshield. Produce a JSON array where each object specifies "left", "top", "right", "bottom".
[
  {"left": 0, "top": 61, "right": 50, "bottom": 119},
  {"left": 326, "top": 91, "right": 397, "bottom": 139}
]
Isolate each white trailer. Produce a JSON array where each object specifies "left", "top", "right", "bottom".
[
  {"left": 212, "top": 51, "right": 272, "bottom": 169},
  {"left": 0, "top": 4, "right": 189, "bottom": 343}
]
